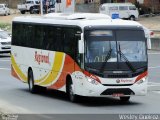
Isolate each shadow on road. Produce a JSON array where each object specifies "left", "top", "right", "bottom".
[{"left": 21, "top": 88, "right": 140, "bottom": 107}]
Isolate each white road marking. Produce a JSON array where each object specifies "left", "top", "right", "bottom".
[
  {"left": 0, "top": 68, "right": 10, "bottom": 70},
  {"left": 153, "top": 91, "right": 160, "bottom": 94},
  {"left": 0, "top": 59, "right": 10, "bottom": 62},
  {"left": 148, "top": 82, "right": 160, "bottom": 85},
  {"left": 149, "top": 66, "right": 160, "bottom": 69},
  {"left": 148, "top": 52, "right": 160, "bottom": 55}
]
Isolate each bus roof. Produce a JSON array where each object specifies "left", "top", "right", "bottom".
[{"left": 13, "top": 13, "right": 142, "bottom": 29}]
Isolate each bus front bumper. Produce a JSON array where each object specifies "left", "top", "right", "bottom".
[{"left": 75, "top": 79, "right": 148, "bottom": 97}]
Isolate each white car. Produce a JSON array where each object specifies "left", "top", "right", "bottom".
[
  {"left": 0, "top": 4, "right": 10, "bottom": 16},
  {"left": 99, "top": 3, "right": 139, "bottom": 20},
  {"left": 143, "top": 26, "right": 154, "bottom": 50},
  {"left": 0, "top": 29, "right": 11, "bottom": 53}
]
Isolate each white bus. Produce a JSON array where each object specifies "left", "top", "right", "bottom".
[{"left": 11, "top": 13, "right": 148, "bottom": 102}]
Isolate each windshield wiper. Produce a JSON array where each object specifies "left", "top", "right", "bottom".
[
  {"left": 118, "top": 43, "right": 136, "bottom": 72},
  {"left": 100, "top": 48, "right": 112, "bottom": 73}
]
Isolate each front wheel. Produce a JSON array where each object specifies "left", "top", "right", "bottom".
[
  {"left": 120, "top": 96, "right": 130, "bottom": 102},
  {"left": 67, "top": 80, "right": 78, "bottom": 102}
]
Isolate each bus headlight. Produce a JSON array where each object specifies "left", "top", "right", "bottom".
[
  {"left": 136, "top": 77, "right": 147, "bottom": 85},
  {"left": 87, "top": 77, "right": 99, "bottom": 85}
]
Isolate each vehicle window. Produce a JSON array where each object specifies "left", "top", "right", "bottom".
[
  {"left": 109, "top": 6, "right": 118, "bottom": 11},
  {"left": 34, "top": 25, "right": 44, "bottom": 49},
  {"left": 129, "top": 6, "right": 136, "bottom": 10},
  {"left": 63, "top": 28, "right": 76, "bottom": 58},
  {"left": 0, "top": 5, "right": 3, "bottom": 8},
  {"left": 35, "top": 1, "right": 40, "bottom": 4},
  {"left": 119, "top": 6, "right": 128, "bottom": 10},
  {"left": 26, "top": 1, "right": 33, "bottom": 4}
]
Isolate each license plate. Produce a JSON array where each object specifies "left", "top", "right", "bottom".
[{"left": 112, "top": 93, "right": 124, "bottom": 97}]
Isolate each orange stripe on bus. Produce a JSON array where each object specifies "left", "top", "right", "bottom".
[
  {"left": 49, "top": 54, "right": 81, "bottom": 89},
  {"left": 135, "top": 71, "right": 148, "bottom": 83},
  {"left": 11, "top": 65, "right": 21, "bottom": 80}
]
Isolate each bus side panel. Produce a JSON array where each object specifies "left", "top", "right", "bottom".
[{"left": 48, "top": 54, "right": 82, "bottom": 92}]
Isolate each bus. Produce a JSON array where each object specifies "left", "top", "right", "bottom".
[{"left": 11, "top": 13, "right": 148, "bottom": 102}]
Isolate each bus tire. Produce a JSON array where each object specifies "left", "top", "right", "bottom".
[
  {"left": 120, "top": 96, "right": 130, "bottom": 102},
  {"left": 28, "top": 70, "right": 38, "bottom": 93},
  {"left": 129, "top": 15, "right": 135, "bottom": 21},
  {"left": 67, "top": 78, "right": 78, "bottom": 102}
]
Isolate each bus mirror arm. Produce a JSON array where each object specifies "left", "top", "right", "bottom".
[
  {"left": 78, "top": 40, "right": 84, "bottom": 54},
  {"left": 78, "top": 33, "right": 84, "bottom": 54}
]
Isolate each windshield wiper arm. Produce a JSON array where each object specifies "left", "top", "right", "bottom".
[
  {"left": 118, "top": 43, "right": 136, "bottom": 72},
  {"left": 100, "top": 48, "right": 112, "bottom": 73}
]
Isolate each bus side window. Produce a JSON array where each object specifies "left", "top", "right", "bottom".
[
  {"left": 55, "top": 28, "right": 63, "bottom": 52},
  {"left": 34, "top": 25, "right": 44, "bottom": 49},
  {"left": 45, "top": 27, "right": 55, "bottom": 50},
  {"left": 63, "top": 28, "right": 75, "bottom": 59},
  {"left": 25, "top": 25, "right": 34, "bottom": 47}
]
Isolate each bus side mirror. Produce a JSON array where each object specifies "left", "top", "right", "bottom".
[{"left": 78, "top": 33, "right": 84, "bottom": 54}]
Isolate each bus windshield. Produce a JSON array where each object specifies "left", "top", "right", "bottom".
[{"left": 85, "top": 29, "right": 147, "bottom": 72}]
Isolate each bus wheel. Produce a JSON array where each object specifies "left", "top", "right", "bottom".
[
  {"left": 67, "top": 80, "right": 77, "bottom": 102},
  {"left": 120, "top": 96, "right": 130, "bottom": 102},
  {"left": 28, "top": 70, "right": 38, "bottom": 93}
]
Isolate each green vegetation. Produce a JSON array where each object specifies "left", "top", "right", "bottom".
[{"left": 0, "top": 23, "right": 11, "bottom": 31}]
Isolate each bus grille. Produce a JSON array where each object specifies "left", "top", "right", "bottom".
[
  {"left": 106, "top": 74, "right": 129, "bottom": 78},
  {"left": 1, "top": 42, "right": 11, "bottom": 45},
  {"left": 102, "top": 84, "right": 133, "bottom": 86},
  {"left": 101, "top": 88, "right": 135, "bottom": 95}
]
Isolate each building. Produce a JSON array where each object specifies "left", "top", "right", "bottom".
[
  {"left": 0, "top": 0, "right": 159, "bottom": 13},
  {"left": 0, "top": 0, "right": 23, "bottom": 8}
]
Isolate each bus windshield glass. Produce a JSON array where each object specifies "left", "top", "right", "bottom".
[{"left": 85, "top": 29, "right": 147, "bottom": 72}]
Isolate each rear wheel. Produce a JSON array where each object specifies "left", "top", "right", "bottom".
[
  {"left": 120, "top": 96, "right": 130, "bottom": 102},
  {"left": 28, "top": 70, "right": 38, "bottom": 93}
]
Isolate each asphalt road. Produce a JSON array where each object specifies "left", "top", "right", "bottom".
[{"left": 0, "top": 51, "right": 160, "bottom": 120}]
